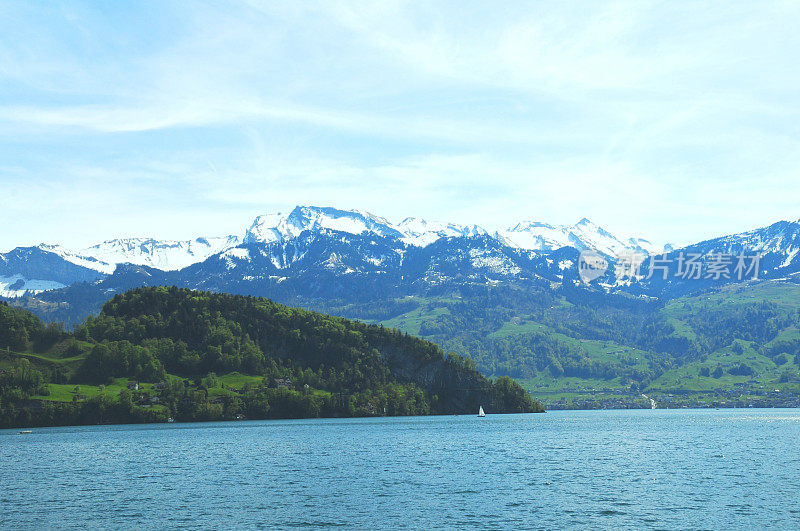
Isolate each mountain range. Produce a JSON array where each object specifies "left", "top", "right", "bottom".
[
  {"left": 0, "top": 206, "right": 665, "bottom": 296},
  {"left": 3, "top": 205, "right": 800, "bottom": 325}
]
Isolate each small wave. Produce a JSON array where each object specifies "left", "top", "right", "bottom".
[{"left": 283, "top": 521, "right": 347, "bottom": 527}]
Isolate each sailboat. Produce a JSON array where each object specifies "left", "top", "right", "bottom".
[{"left": 478, "top": 406, "right": 485, "bottom": 417}]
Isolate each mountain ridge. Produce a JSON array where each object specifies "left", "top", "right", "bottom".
[
  {"left": 0, "top": 205, "right": 663, "bottom": 298},
  {"left": 3, "top": 206, "right": 800, "bottom": 318},
  {"left": 8, "top": 206, "right": 660, "bottom": 266}
]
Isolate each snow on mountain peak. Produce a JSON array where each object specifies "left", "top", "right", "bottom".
[
  {"left": 566, "top": 219, "right": 629, "bottom": 257},
  {"left": 509, "top": 221, "right": 556, "bottom": 232},
  {"left": 245, "top": 206, "right": 402, "bottom": 244},
  {"left": 290, "top": 206, "right": 402, "bottom": 240},
  {"left": 497, "top": 218, "right": 661, "bottom": 258},
  {"left": 245, "top": 212, "right": 294, "bottom": 244},
  {"left": 244, "top": 207, "right": 500, "bottom": 249},
  {"left": 77, "top": 236, "right": 240, "bottom": 271},
  {"left": 37, "top": 244, "right": 116, "bottom": 274},
  {"left": 243, "top": 207, "right": 659, "bottom": 257},
  {"left": 17, "top": 206, "right": 666, "bottom": 285},
  {"left": 37, "top": 236, "right": 240, "bottom": 273},
  {"left": 397, "top": 217, "right": 489, "bottom": 247},
  {"left": 683, "top": 219, "right": 800, "bottom": 257}
]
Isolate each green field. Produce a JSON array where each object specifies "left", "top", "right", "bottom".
[
  {"left": 379, "top": 303, "right": 451, "bottom": 335},
  {"left": 31, "top": 378, "right": 155, "bottom": 402},
  {"left": 216, "top": 372, "right": 264, "bottom": 388}
]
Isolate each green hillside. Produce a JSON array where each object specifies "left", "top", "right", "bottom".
[
  {"left": 7, "top": 280, "right": 799, "bottom": 418},
  {"left": 346, "top": 281, "right": 800, "bottom": 408},
  {"left": 0, "top": 290, "right": 542, "bottom": 428}
]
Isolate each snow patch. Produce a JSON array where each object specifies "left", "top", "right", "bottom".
[
  {"left": 0, "top": 275, "right": 66, "bottom": 297},
  {"left": 780, "top": 248, "right": 799, "bottom": 268},
  {"left": 468, "top": 248, "right": 521, "bottom": 275}
]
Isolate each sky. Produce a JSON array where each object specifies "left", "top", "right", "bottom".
[{"left": 2, "top": 0, "right": 800, "bottom": 251}]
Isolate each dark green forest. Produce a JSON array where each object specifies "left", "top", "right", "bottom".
[{"left": 0, "top": 289, "right": 542, "bottom": 428}]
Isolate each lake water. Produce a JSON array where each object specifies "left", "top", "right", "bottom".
[{"left": 2, "top": 409, "right": 800, "bottom": 529}]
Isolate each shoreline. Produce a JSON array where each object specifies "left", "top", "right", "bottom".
[
  {"left": 7, "top": 404, "right": 800, "bottom": 432},
  {"left": 0, "top": 406, "right": 546, "bottom": 431}
]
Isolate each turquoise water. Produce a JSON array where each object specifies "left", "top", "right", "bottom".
[{"left": 2, "top": 409, "right": 799, "bottom": 529}]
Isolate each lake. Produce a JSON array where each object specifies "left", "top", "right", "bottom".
[{"left": 2, "top": 409, "right": 799, "bottom": 529}]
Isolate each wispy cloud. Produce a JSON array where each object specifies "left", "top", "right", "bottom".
[{"left": 1, "top": 0, "right": 799, "bottom": 250}]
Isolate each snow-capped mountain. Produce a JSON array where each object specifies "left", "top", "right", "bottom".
[
  {"left": 677, "top": 219, "right": 800, "bottom": 278},
  {"left": 681, "top": 219, "right": 800, "bottom": 255},
  {"left": 4, "top": 205, "right": 797, "bottom": 311},
  {"left": 242, "top": 205, "right": 658, "bottom": 257},
  {"left": 496, "top": 218, "right": 665, "bottom": 257},
  {"left": 75, "top": 236, "right": 241, "bottom": 272},
  {"left": 397, "top": 217, "right": 489, "bottom": 247},
  {"left": 0, "top": 236, "right": 239, "bottom": 297},
  {"left": 245, "top": 206, "right": 402, "bottom": 244},
  {"left": 38, "top": 236, "right": 241, "bottom": 275},
  {"left": 0, "top": 205, "right": 669, "bottom": 299},
  {"left": 595, "top": 219, "right": 800, "bottom": 299},
  {"left": 0, "top": 246, "right": 105, "bottom": 297},
  {"left": 37, "top": 244, "right": 119, "bottom": 275}
]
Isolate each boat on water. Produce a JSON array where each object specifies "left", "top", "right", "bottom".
[
  {"left": 478, "top": 406, "right": 485, "bottom": 417},
  {"left": 167, "top": 418, "right": 175, "bottom": 423},
  {"left": 18, "top": 430, "right": 32, "bottom": 434}
]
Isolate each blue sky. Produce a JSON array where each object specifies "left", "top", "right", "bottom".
[{"left": 2, "top": 1, "right": 800, "bottom": 250}]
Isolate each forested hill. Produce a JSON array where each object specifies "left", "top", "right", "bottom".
[{"left": 0, "top": 288, "right": 542, "bottom": 428}]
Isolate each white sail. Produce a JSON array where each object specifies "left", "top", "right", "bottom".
[{"left": 478, "top": 406, "right": 485, "bottom": 417}]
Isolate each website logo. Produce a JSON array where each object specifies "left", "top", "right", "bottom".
[{"left": 578, "top": 250, "right": 608, "bottom": 283}]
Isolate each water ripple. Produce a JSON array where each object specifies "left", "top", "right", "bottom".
[{"left": 1, "top": 409, "right": 799, "bottom": 528}]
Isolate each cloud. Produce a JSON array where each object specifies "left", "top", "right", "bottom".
[{"left": 1, "top": 0, "right": 800, "bottom": 251}]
